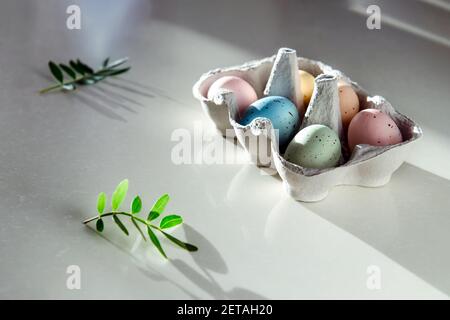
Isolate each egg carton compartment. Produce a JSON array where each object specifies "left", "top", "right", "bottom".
[
  {"left": 193, "top": 49, "right": 331, "bottom": 135},
  {"left": 192, "top": 48, "right": 422, "bottom": 201}
]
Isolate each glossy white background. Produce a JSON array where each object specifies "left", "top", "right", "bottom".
[{"left": 0, "top": 0, "right": 449, "bottom": 299}]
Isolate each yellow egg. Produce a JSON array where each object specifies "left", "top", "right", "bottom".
[
  {"left": 338, "top": 80, "right": 360, "bottom": 127},
  {"left": 297, "top": 70, "right": 315, "bottom": 108}
]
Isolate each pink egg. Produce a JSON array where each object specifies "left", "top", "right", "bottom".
[
  {"left": 207, "top": 76, "right": 257, "bottom": 118},
  {"left": 348, "top": 109, "right": 403, "bottom": 151}
]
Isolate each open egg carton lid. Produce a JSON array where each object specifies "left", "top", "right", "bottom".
[{"left": 192, "top": 48, "right": 423, "bottom": 202}]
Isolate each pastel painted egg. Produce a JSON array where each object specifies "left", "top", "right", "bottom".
[
  {"left": 284, "top": 124, "right": 341, "bottom": 169},
  {"left": 297, "top": 70, "right": 315, "bottom": 106},
  {"left": 207, "top": 75, "right": 257, "bottom": 118},
  {"left": 240, "top": 96, "right": 299, "bottom": 149},
  {"left": 347, "top": 109, "right": 403, "bottom": 151},
  {"left": 338, "top": 80, "right": 360, "bottom": 127}
]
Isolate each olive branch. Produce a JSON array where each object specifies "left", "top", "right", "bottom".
[
  {"left": 83, "top": 179, "right": 198, "bottom": 258},
  {"left": 39, "top": 57, "right": 130, "bottom": 94}
]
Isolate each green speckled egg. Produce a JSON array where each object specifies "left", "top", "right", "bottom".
[{"left": 284, "top": 124, "right": 341, "bottom": 169}]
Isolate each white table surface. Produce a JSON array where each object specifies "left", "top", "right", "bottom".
[{"left": 1, "top": 0, "right": 449, "bottom": 299}]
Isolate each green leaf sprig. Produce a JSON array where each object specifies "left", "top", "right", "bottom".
[
  {"left": 39, "top": 57, "right": 130, "bottom": 94},
  {"left": 83, "top": 179, "right": 198, "bottom": 258}
]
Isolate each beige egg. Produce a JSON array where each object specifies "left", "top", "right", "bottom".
[
  {"left": 297, "top": 70, "right": 315, "bottom": 107},
  {"left": 338, "top": 80, "right": 360, "bottom": 127}
]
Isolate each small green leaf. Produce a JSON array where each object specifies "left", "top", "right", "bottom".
[
  {"left": 147, "top": 227, "right": 167, "bottom": 258},
  {"left": 96, "top": 219, "right": 104, "bottom": 232},
  {"left": 70, "top": 60, "right": 85, "bottom": 75},
  {"left": 59, "top": 64, "right": 76, "bottom": 80},
  {"left": 92, "top": 75, "right": 105, "bottom": 81},
  {"left": 109, "top": 67, "right": 131, "bottom": 77},
  {"left": 97, "top": 67, "right": 131, "bottom": 77},
  {"left": 78, "top": 78, "right": 97, "bottom": 85},
  {"left": 131, "top": 217, "right": 146, "bottom": 241},
  {"left": 48, "top": 61, "right": 63, "bottom": 83},
  {"left": 106, "top": 57, "right": 128, "bottom": 69},
  {"left": 160, "top": 215, "right": 183, "bottom": 229},
  {"left": 111, "top": 179, "right": 128, "bottom": 211},
  {"left": 76, "top": 59, "right": 94, "bottom": 74},
  {"left": 97, "top": 192, "right": 106, "bottom": 214},
  {"left": 102, "top": 57, "right": 110, "bottom": 68},
  {"left": 148, "top": 211, "right": 160, "bottom": 221},
  {"left": 161, "top": 231, "right": 198, "bottom": 252},
  {"left": 148, "top": 194, "right": 169, "bottom": 221},
  {"left": 131, "top": 196, "right": 142, "bottom": 214},
  {"left": 77, "top": 76, "right": 104, "bottom": 85},
  {"left": 113, "top": 215, "right": 129, "bottom": 236}
]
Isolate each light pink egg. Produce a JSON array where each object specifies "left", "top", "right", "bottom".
[
  {"left": 207, "top": 76, "right": 257, "bottom": 118},
  {"left": 348, "top": 109, "right": 403, "bottom": 151}
]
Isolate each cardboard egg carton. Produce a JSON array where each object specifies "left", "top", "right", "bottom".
[{"left": 192, "top": 48, "right": 422, "bottom": 201}]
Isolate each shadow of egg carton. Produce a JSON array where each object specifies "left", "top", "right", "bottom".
[{"left": 193, "top": 48, "right": 422, "bottom": 202}]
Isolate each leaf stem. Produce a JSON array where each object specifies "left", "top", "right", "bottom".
[
  {"left": 38, "top": 84, "right": 66, "bottom": 94},
  {"left": 84, "top": 211, "right": 166, "bottom": 234},
  {"left": 38, "top": 75, "right": 85, "bottom": 94},
  {"left": 83, "top": 211, "right": 197, "bottom": 253}
]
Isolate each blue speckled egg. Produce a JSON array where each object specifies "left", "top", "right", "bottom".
[{"left": 240, "top": 96, "right": 299, "bottom": 149}]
